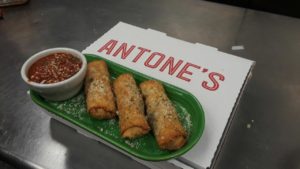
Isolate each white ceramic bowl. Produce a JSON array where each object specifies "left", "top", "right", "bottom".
[{"left": 21, "top": 48, "right": 87, "bottom": 101}]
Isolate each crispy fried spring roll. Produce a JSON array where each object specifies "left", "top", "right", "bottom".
[
  {"left": 140, "top": 80, "right": 187, "bottom": 150},
  {"left": 113, "top": 74, "right": 150, "bottom": 139},
  {"left": 85, "top": 60, "right": 116, "bottom": 119}
]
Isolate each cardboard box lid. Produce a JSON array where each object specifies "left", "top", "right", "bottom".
[{"left": 83, "top": 22, "right": 255, "bottom": 168}]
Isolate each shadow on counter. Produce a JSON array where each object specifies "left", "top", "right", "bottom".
[{"left": 49, "top": 118, "right": 147, "bottom": 169}]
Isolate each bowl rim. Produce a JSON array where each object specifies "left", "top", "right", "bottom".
[{"left": 21, "top": 47, "right": 87, "bottom": 88}]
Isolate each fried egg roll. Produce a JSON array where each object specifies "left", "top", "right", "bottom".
[
  {"left": 140, "top": 80, "right": 187, "bottom": 150},
  {"left": 113, "top": 74, "right": 150, "bottom": 139},
  {"left": 85, "top": 60, "right": 116, "bottom": 119}
]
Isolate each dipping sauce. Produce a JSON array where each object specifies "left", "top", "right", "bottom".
[{"left": 28, "top": 53, "right": 82, "bottom": 84}]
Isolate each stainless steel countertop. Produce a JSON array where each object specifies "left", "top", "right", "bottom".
[{"left": 1, "top": 0, "right": 300, "bottom": 169}]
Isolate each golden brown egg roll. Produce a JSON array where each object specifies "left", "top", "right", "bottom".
[
  {"left": 140, "top": 80, "right": 187, "bottom": 150},
  {"left": 85, "top": 60, "right": 116, "bottom": 119},
  {"left": 113, "top": 74, "right": 150, "bottom": 139}
]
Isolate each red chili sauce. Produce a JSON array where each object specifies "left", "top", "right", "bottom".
[{"left": 28, "top": 53, "right": 82, "bottom": 84}]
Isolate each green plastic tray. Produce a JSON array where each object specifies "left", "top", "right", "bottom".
[{"left": 30, "top": 54, "right": 205, "bottom": 161}]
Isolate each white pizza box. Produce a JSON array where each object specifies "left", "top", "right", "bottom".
[{"left": 82, "top": 22, "right": 255, "bottom": 169}]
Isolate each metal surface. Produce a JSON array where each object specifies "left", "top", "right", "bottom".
[
  {"left": 0, "top": 0, "right": 300, "bottom": 169},
  {"left": 215, "top": 10, "right": 300, "bottom": 169}
]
